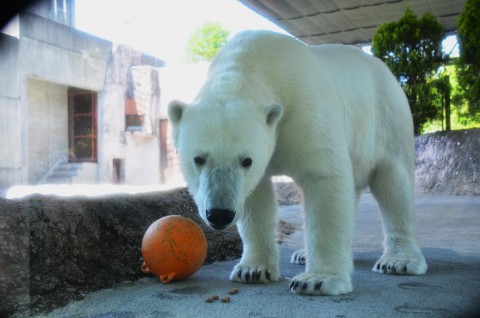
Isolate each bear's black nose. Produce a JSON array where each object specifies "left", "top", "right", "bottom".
[{"left": 206, "top": 208, "right": 236, "bottom": 230}]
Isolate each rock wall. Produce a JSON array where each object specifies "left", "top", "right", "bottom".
[
  {"left": 0, "top": 188, "right": 242, "bottom": 316},
  {"left": 274, "top": 128, "right": 480, "bottom": 204},
  {"left": 415, "top": 129, "right": 480, "bottom": 196}
]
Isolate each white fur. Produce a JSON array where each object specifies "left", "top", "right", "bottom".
[{"left": 168, "top": 30, "right": 427, "bottom": 296}]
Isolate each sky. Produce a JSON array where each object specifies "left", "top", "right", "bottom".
[{"left": 75, "top": 0, "right": 288, "bottom": 66}]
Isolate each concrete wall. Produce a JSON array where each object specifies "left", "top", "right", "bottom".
[
  {"left": 1, "top": 12, "right": 112, "bottom": 187},
  {"left": 26, "top": 78, "right": 68, "bottom": 183},
  {"left": 163, "top": 121, "right": 184, "bottom": 186},
  {"left": 125, "top": 134, "right": 160, "bottom": 184},
  {"left": 73, "top": 163, "right": 98, "bottom": 183},
  {"left": 98, "top": 83, "right": 127, "bottom": 183},
  {"left": 0, "top": 34, "right": 21, "bottom": 187},
  {"left": 19, "top": 12, "right": 111, "bottom": 92},
  {"left": 130, "top": 66, "right": 160, "bottom": 134},
  {"left": 98, "top": 45, "right": 163, "bottom": 185},
  {"left": 97, "top": 45, "right": 135, "bottom": 183}
]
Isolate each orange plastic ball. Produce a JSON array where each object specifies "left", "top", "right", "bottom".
[{"left": 141, "top": 215, "right": 207, "bottom": 283}]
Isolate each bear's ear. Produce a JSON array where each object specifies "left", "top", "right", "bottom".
[
  {"left": 264, "top": 104, "right": 283, "bottom": 127},
  {"left": 168, "top": 100, "right": 188, "bottom": 125}
]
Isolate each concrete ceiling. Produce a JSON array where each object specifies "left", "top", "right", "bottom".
[{"left": 239, "top": 0, "right": 467, "bottom": 45}]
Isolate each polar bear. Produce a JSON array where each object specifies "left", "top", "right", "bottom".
[{"left": 168, "top": 30, "right": 427, "bottom": 296}]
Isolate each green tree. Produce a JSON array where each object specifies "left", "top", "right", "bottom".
[
  {"left": 372, "top": 8, "right": 444, "bottom": 134},
  {"left": 456, "top": 0, "right": 480, "bottom": 121},
  {"left": 186, "top": 22, "right": 230, "bottom": 63}
]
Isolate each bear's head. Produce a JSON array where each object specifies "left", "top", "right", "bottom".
[{"left": 168, "top": 98, "right": 283, "bottom": 230}]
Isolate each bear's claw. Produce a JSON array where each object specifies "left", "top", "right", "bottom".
[
  {"left": 230, "top": 264, "right": 279, "bottom": 283},
  {"left": 235, "top": 268, "right": 271, "bottom": 283},
  {"left": 372, "top": 253, "right": 427, "bottom": 275},
  {"left": 374, "top": 262, "right": 407, "bottom": 274},
  {"left": 290, "top": 249, "right": 307, "bottom": 265},
  {"left": 289, "top": 273, "right": 352, "bottom": 296}
]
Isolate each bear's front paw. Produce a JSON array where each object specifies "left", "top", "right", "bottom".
[
  {"left": 290, "top": 249, "right": 306, "bottom": 265},
  {"left": 373, "top": 251, "right": 427, "bottom": 275},
  {"left": 289, "top": 272, "right": 352, "bottom": 296},
  {"left": 230, "top": 263, "right": 280, "bottom": 284}
]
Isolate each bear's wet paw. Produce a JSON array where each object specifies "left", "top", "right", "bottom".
[
  {"left": 230, "top": 263, "right": 279, "bottom": 283},
  {"left": 372, "top": 250, "right": 427, "bottom": 275},
  {"left": 289, "top": 272, "right": 352, "bottom": 296},
  {"left": 290, "top": 249, "right": 306, "bottom": 265}
]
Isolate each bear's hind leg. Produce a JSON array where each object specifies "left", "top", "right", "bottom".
[
  {"left": 370, "top": 161, "right": 427, "bottom": 275},
  {"left": 230, "top": 177, "right": 280, "bottom": 283}
]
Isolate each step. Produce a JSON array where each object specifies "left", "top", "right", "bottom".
[
  {"left": 46, "top": 176, "right": 73, "bottom": 184},
  {"left": 59, "top": 163, "right": 83, "bottom": 170},
  {"left": 51, "top": 169, "right": 79, "bottom": 177},
  {"left": 42, "top": 162, "right": 83, "bottom": 184}
]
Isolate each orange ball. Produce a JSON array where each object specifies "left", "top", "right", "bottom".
[{"left": 141, "top": 215, "right": 207, "bottom": 283}]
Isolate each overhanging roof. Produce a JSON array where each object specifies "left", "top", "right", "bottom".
[{"left": 239, "top": 0, "right": 467, "bottom": 45}]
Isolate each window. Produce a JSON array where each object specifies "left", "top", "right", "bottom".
[
  {"left": 125, "top": 98, "right": 144, "bottom": 131},
  {"left": 52, "top": 0, "right": 66, "bottom": 23}
]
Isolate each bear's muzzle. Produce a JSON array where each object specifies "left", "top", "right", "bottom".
[{"left": 206, "top": 208, "right": 236, "bottom": 230}]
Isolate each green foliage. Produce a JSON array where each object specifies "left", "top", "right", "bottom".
[
  {"left": 456, "top": 0, "right": 480, "bottom": 121},
  {"left": 186, "top": 22, "right": 230, "bottom": 63},
  {"left": 372, "top": 7, "right": 444, "bottom": 134},
  {"left": 421, "top": 65, "right": 480, "bottom": 132}
]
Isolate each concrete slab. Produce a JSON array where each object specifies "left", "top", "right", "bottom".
[{"left": 30, "top": 194, "right": 480, "bottom": 318}]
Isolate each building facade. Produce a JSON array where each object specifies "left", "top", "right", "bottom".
[{"left": 0, "top": 1, "right": 177, "bottom": 190}]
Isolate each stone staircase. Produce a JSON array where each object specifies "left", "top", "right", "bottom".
[{"left": 44, "top": 162, "right": 83, "bottom": 184}]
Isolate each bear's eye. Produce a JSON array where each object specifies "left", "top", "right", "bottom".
[
  {"left": 241, "top": 157, "right": 252, "bottom": 168},
  {"left": 194, "top": 156, "right": 206, "bottom": 166}
]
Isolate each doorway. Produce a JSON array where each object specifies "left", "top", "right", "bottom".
[{"left": 68, "top": 88, "right": 97, "bottom": 162}]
